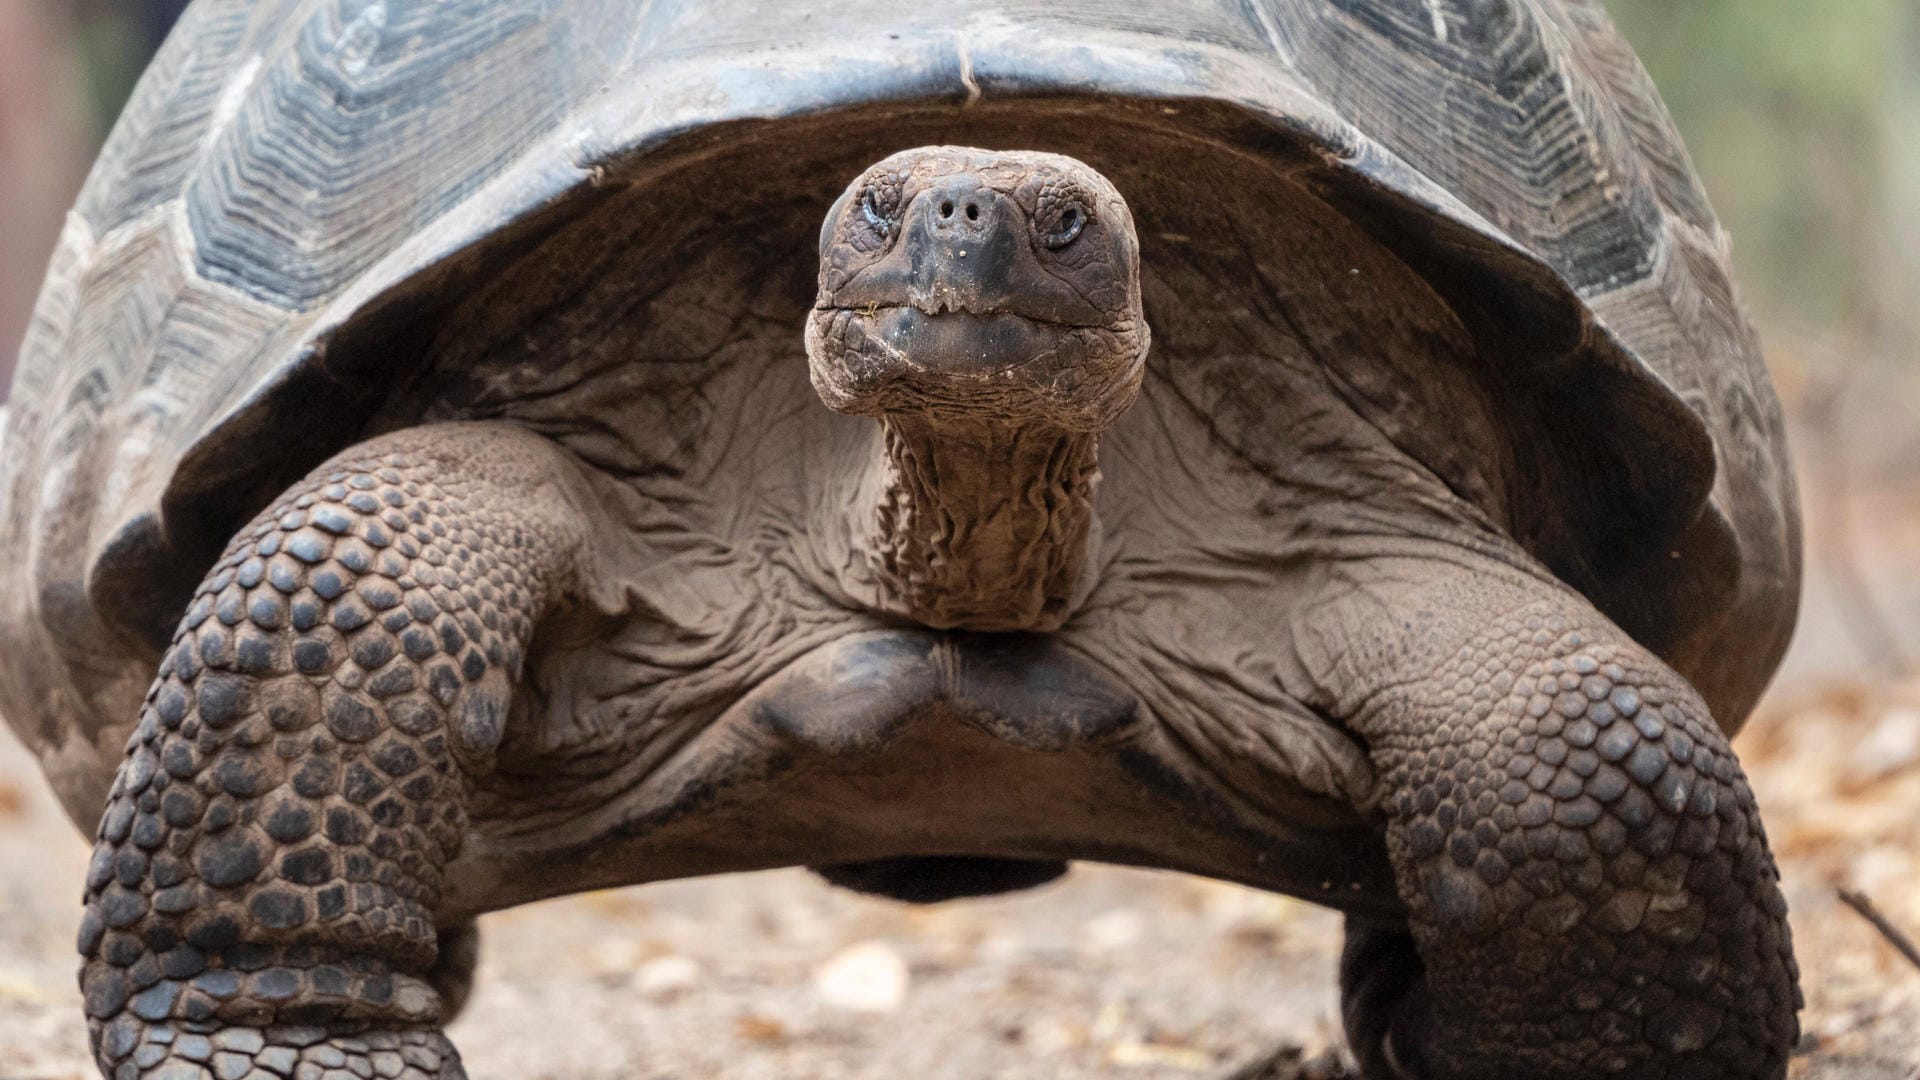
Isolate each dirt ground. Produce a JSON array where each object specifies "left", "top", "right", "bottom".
[{"left": 1, "top": 668, "right": 1916, "bottom": 1080}]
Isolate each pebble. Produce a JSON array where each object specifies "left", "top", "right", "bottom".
[
  {"left": 813, "top": 940, "right": 909, "bottom": 1013},
  {"left": 635, "top": 955, "right": 702, "bottom": 997}
]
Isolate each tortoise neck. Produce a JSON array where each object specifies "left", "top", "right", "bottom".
[{"left": 837, "top": 412, "right": 1104, "bottom": 631}]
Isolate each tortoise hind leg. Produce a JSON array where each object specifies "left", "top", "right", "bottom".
[
  {"left": 1305, "top": 555, "right": 1799, "bottom": 1078},
  {"left": 77, "top": 423, "right": 590, "bottom": 1080}
]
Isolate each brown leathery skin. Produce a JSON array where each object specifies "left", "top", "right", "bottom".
[{"left": 77, "top": 423, "right": 589, "bottom": 1079}]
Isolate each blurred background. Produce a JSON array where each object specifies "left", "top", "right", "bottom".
[{"left": 0, "top": 3, "right": 1916, "bottom": 1078}]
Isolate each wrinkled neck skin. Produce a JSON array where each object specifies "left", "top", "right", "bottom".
[{"left": 837, "top": 410, "right": 1103, "bottom": 632}]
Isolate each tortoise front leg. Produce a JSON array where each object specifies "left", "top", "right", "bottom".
[
  {"left": 1307, "top": 557, "right": 1800, "bottom": 1079},
  {"left": 77, "top": 423, "right": 589, "bottom": 1080}
]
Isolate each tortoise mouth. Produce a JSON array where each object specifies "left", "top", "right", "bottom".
[
  {"left": 804, "top": 303, "right": 1146, "bottom": 429},
  {"left": 815, "top": 304, "right": 1096, "bottom": 377}
]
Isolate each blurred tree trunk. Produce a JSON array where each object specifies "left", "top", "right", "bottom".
[{"left": 0, "top": 0, "right": 90, "bottom": 398}]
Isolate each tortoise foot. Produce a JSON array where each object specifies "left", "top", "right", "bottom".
[{"left": 93, "top": 1020, "right": 463, "bottom": 1080}]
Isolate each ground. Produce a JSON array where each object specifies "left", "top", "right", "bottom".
[{"left": 2, "top": 667, "right": 1916, "bottom": 1079}]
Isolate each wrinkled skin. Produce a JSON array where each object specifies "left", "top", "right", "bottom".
[{"left": 77, "top": 149, "right": 1797, "bottom": 1079}]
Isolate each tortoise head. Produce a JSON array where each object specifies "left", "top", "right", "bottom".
[{"left": 806, "top": 147, "right": 1148, "bottom": 431}]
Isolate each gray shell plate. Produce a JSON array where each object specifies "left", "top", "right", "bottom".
[{"left": 0, "top": 0, "right": 1796, "bottom": 829}]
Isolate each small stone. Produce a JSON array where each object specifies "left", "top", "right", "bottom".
[
  {"left": 1846, "top": 706, "right": 1920, "bottom": 786},
  {"left": 813, "top": 940, "right": 909, "bottom": 1013},
  {"left": 634, "top": 955, "right": 702, "bottom": 997}
]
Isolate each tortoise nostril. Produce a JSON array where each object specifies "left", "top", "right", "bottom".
[
  {"left": 940, "top": 200, "right": 954, "bottom": 218},
  {"left": 965, "top": 202, "right": 979, "bottom": 221}
]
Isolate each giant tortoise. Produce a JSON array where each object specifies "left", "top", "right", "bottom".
[{"left": 0, "top": 0, "right": 1803, "bottom": 1076}]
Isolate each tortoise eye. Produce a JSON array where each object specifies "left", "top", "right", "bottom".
[
  {"left": 1037, "top": 200, "right": 1088, "bottom": 249},
  {"left": 859, "top": 184, "right": 902, "bottom": 237}
]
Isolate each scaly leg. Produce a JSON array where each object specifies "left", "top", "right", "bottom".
[
  {"left": 79, "top": 423, "right": 591, "bottom": 1080},
  {"left": 1308, "top": 555, "right": 1799, "bottom": 1078}
]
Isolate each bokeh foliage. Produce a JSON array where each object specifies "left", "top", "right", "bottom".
[{"left": 1608, "top": 0, "right": 1920, "bottom": 352}]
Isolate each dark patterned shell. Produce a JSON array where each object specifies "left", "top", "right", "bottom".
[{"left": 0, "top": 0, "right": 1796, "bottom": 823}]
